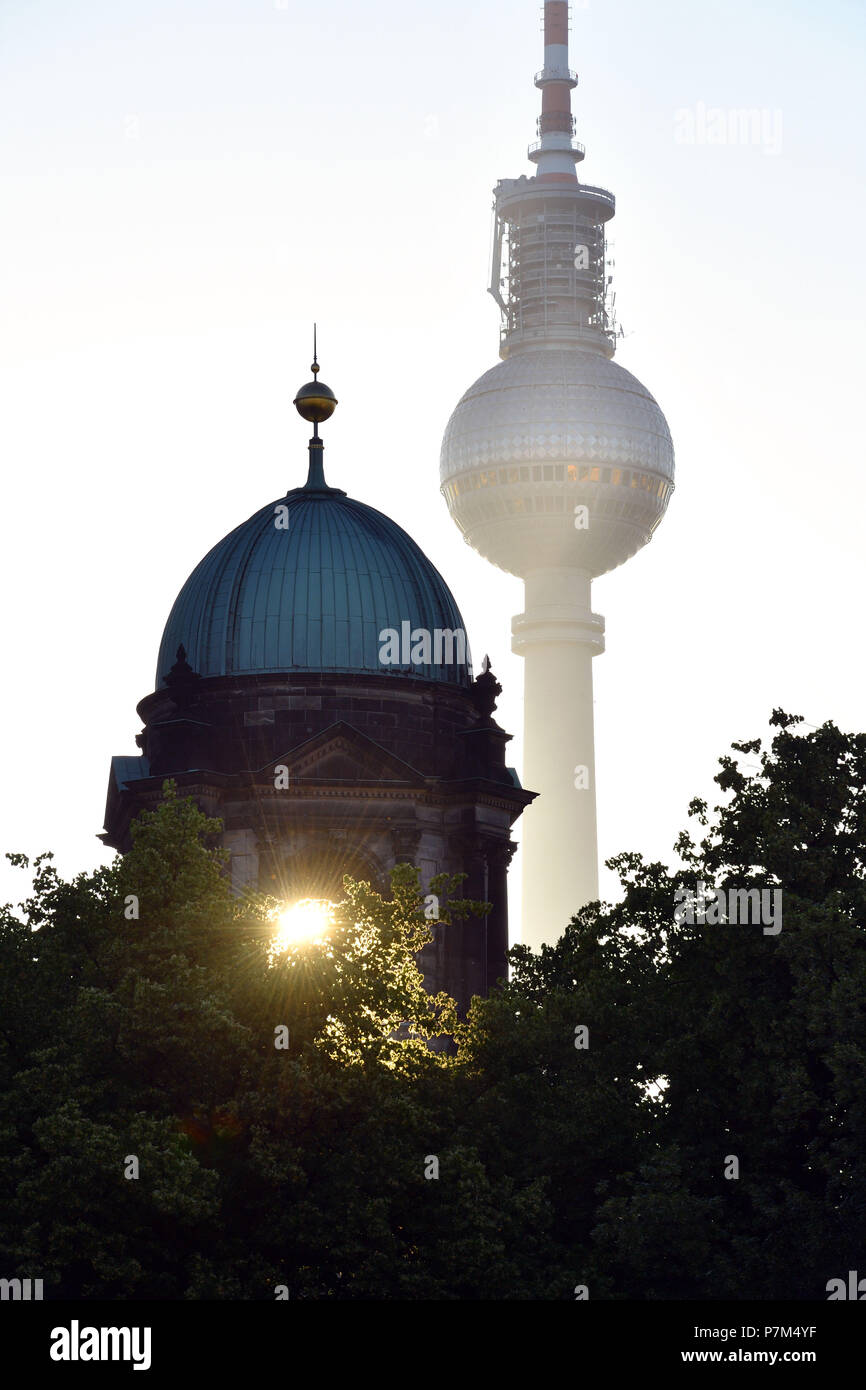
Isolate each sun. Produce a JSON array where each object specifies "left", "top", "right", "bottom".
[{"left": 274, "top": 898, "right": 334, "bottom": 950}]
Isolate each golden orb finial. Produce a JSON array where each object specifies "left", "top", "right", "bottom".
[{"left": 294, "top": 322, "right": 338, "bottom": 425}]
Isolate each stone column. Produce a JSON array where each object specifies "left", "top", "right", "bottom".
[
  {"left": 223, "top": 828, "right": 260, "bottom": 894},
  {"left": 482, "top": 838, "right": 516, "bottom": 991}
]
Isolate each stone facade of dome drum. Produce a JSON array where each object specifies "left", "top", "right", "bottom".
[{"left": 102, "top": 355, "right": 533, "bottom": 1014}]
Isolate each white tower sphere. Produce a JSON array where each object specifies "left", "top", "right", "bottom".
[{"left": 440, "top": 347, "right": 675, "bottom": 580}]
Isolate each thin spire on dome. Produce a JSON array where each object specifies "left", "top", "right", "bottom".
[{"left": 292, "top": 325, "right": 341, "bottom": 493}]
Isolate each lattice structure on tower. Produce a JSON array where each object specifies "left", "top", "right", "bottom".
[{"left": 490, "top": 182, "right": 617, "bottom": 355}]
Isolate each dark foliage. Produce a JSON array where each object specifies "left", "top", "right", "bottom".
[{"left": 1, "top": 713, "right": 863, "bottom": 1299}]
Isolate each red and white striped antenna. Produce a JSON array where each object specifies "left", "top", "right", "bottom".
[{"left": 530, "top": 2, "right": 584, "bottom": 183}]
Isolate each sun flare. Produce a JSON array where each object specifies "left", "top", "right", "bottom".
[{"left": 274, "top": 898, "right": 334, "bottom": 950}]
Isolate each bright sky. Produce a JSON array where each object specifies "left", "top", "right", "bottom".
[{"left": 2, "top": 0, "right": 864, "bottom": 936}]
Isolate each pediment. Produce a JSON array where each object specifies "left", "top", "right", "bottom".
[{"left": 275, "top": 722, "right": 423, "bottom": 786}]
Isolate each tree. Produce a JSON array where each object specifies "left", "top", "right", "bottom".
[
  {"left": 589, "top": 712, "right": 866, "bottom": 1298},
  {"left": 456, "top": 711, "right": 866, "bottom": 1298},
  {"left": 1, "top": 714, "right": 863, "bottom": 1299},
  {"left": 0, "top": 782, "right": 537, "bottom": 1298}
]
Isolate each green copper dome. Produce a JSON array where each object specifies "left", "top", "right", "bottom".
[{"left": 156, "top": 488, "right": 472, "bottom": 688}]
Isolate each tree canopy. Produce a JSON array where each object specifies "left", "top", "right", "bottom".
[{"left": 1, "top": 711, "right": 863, "bottom": 1299}]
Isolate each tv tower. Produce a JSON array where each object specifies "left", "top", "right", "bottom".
[{"left": 440, "top": 2, "right": 675, "bottom": 948}]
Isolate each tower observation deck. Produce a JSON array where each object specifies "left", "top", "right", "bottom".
[{"left": 440, "top": 2, "right": 675, "bottom": 948}]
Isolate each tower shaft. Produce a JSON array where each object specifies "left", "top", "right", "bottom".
[{"left": 512, "top": 568, "right": 603, "bottom": 943}]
